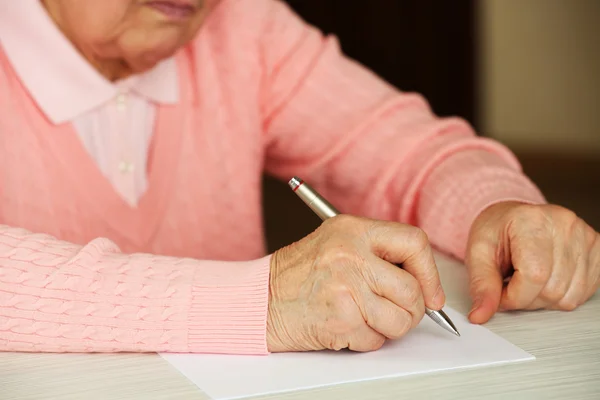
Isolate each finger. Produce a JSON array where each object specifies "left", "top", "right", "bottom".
[
  {"left": 582, "top": 276, "right": 600, "bottom": 305},
  {"left": 550, "top": 231, "right": 598, "bottom": 311},
  {"left": 465, "top": 240, "right": 503, "bottom": 324},
  {"left": 360, "top": 291, "right": 414, "bottom": 338},
  {"left": 536, "top": 227, "right": 581, "bottom": 309},
  {"left": 546, "top": 265, "right": 586, "bottom": 311},
  {"left": 499, "top": 235, "right": 554, "bottom": 311},
  {"left": 366, "top": 222, "right": 444, "bottom": 310},
  {"left": 540, "top": 258, "right": 576, "bottom": 306},
  {"left": 582, "top": 233, "right": 600, "bottom": 303},
  {"left": 346, "top": 323, "right": 386, "bottom": 352},
  {"left": 362, "top": 254, "right": 425, "bottom": 325}
]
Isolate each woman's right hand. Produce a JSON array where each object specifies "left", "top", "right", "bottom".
[{"left": 266, "top": 214, "right": 446, "bottom": 352}]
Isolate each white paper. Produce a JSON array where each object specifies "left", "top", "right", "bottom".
[{"left": 160, "top": 307, "right": 534, "bottom": 400}]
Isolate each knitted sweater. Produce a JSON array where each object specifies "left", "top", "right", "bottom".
[{"left": 0, "top": 0, "right": 545, "bottom": 354}]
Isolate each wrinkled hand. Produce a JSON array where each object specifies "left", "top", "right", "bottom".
[
  {"left": 266, "top": 215, "right": 446, "bottom": 352},
  {"left": 466, "top": 202, "right": 600, "bottom": 324}
]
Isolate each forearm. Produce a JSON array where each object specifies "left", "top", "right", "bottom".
[
  {"left": 0, "top": 225, "right": 270, "bottom": 354},
  {"left": 258, "top": 0, "right": 545, "bottom": 260},
  {"left": 399, "top": 138, "right": 546, "bottom": 260}
]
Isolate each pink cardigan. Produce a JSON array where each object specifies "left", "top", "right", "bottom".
[{"left": 0, "top": 0, "right": 545, "bottom": 354}]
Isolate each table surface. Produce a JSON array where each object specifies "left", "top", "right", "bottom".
[{"left": 2, "top": 253, "right": 599, "bottom": 400}]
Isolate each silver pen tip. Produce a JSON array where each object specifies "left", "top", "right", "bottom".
[
  {"left": 443, "top": 318, "right": 460, "bottom": 337},
  {"left": 431, "top": 309, "right": 460, "bottom": 337},
  {"left": 288, "top": 177, "right": 303, "bottom": 191},
  {"left": 442, "top": 321, "right": 460, "bottom": 337}
]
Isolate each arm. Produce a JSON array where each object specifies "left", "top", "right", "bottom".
[
  {"left": 0, "top": 225, "right": 270, "bottom": 354},
  {"left": 258, "top": 0, "right": 545, "bottom": 260}
]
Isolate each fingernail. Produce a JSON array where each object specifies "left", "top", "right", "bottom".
[
  {"left": 432, "top": 284, "right": 444, "bottom": 305},
  {"left": 469, "top": 297, "right": 482, "bottom": 315}
]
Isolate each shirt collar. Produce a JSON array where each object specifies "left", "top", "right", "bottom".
[{"left": 0, "top": 0, "right": 179, "bottom": 125}]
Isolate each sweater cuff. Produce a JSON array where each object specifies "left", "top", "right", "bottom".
[
  {"left": 417, "top": 149, "right": 546, "bottom": 261},
  {"left": 186, "top": 255, "right": 272, "bottom": 355}
]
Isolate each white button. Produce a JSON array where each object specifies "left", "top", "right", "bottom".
[
  {"left": 118, "top": 161, "right": 134, "bottom": 174},
  {"left": 116, "top": 92, "right": 127, "bottom": 111}
]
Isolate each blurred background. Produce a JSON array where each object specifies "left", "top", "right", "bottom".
[{"left": 262, "top": 0, "right": 600, "bottom": 253}]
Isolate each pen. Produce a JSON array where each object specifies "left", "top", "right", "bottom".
[{"left": 288, "top": 176, "right": 460, "bottom": 337}]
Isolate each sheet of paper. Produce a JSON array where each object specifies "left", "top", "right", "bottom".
[{"left": 160, "top": 307, "right": 534, "bottom": 400}]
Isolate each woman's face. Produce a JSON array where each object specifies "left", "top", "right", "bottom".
[{"left": 43, "top": 0, "right": 209, "bottom": 78}]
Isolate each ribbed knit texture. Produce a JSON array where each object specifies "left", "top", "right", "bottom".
[{"left": 0, "top": 0, "right": 545, "bottom": 354}]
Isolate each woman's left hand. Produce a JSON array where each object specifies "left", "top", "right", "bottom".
[{"left": 465, "top": 201, "right": 600, "bottom": 324}]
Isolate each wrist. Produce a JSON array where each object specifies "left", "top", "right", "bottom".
[
  {"left": 266, "top": 249, "right": 292, "bottom": 352},
  {"left": 417, "top": 150, "right": 547, "bottom": 261},
  {"left": 474, "top": 200, "right": 529, "bottom": 221}
]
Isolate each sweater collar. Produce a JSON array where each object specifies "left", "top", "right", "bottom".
[{"left": 0, "top": 0, "right": 179, "bottom": 124}]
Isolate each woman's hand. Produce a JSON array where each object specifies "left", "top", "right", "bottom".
[
  {"left": 266, "top": 215, "right": 445, "bottom": 352},
  {"left": 466, "top": 202, "right": 600, "bottom": 323}
]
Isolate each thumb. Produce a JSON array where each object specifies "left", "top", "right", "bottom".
[{"left": 465, "top": 242, "right": 504, "bottom": 324}]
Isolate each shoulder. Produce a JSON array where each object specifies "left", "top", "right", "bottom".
[
  {"left": 202, "top": 0, "right": 297, "bottom": 31},
  {"left": 187, "top": 0, "right": 311, "bottom": 53},
  {"left": 177, "top": 0, "right": 321, "bottom": 99}
]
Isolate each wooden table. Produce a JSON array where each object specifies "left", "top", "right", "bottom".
[{"left": 2, "top": 254, "right": 599, "bottom": 400}]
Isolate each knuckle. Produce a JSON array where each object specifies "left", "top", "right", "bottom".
[
  {"left": 326, "top": 214, "right": 360, "bottom": 232},
  {"left": 558, "top": 298, "right": 579, "bottom": 311},
  {"left": 374, "top": 336, "right": 386, "bottom": 351},
  {"left": 387, "top": 310, "right": 412, "bottom": 339},
  {"left": 366, "top": 334, "right": 386, "bottom": 351},
  {"left": 413, "top": 305, "right": 426, "bottom": 325},
  {"left": 559, "top": 207, "right": 578, "bottom": 223},
  {"left": 589, "top": 231, "right": 600, "bottom": 251},
  {"left": 572, "top": 278, "right": 589, "bottom": 295},
  {"left": 524, "top": 265, "right": 551, "bottom": 285},
  {"left": 516, "top": 206, "right": 553, "bottom": 234},
  {"left": 408, "top": 227, "right": 430, "bottom": 249},
  {"left": 541, "top": 282, "right": 568, "bottom": 302},
  {"left": 522, "top": 204, "right": 548, "bottom": 222},
  {"left": 403, "top": 278, "right": 422, "bottom": 305},
  {"left": 592, "top": 279, "right": 600, "bottom": 296},
  {"left": 319, "top": 245, "right": 363, "bottom": 272},
  {"left": 398, "top": 312, "right": 414, "bottom": 336},
  {"left": 323, "top": 245, "right": 352, "bottom": 263},
  {"left": 328, "top": 286, "right": 356, "bottom": 314},
  {"left": 541, "top": 203, "right": 576, "bottom": 218}
]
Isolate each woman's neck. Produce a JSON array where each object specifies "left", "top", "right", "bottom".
[
  {"left": 40, "top": 0, "right": 133, "bottom": 81},
  {"left": 88, "top": 59, "right": 134, "bottom": 82}
]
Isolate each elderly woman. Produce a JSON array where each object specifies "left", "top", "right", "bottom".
[{"left": 0, "top": 0, "right": 598, "bottom": 354}]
